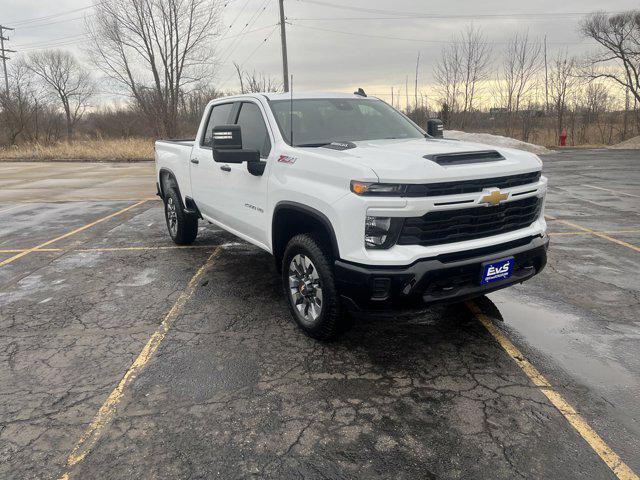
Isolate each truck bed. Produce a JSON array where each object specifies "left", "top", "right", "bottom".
[{"left": 155, "top": 139, "right": 195, "bottom": 200}]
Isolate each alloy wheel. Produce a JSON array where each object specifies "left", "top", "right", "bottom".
[
  {"left": 288, "top": 253, "right": 323, "bottom": 324},
  {"left": 166, "top": 197, "right": 178, "bottom": 236}
]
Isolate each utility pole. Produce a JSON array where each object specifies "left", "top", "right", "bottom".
[
  {"left": 414, "top": 52, "right": 420, "bottom": 112},
  {"left": 0, "top": 25, "right": 15, "bottom": 95},
  {"left": 278, "top": 0, "right": 289, "bottom": 92},
  {"left": 543, "top": 35, "right": 549, "bottom": 113}
]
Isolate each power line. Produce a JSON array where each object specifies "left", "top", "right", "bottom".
[
  {"left": 20, "top": 39, "right": 89, "bottom": 52},
  {"left": 14, "top": 23, "right": 275, "bottom": 52},
  {"left": 8, "top": 4, "right": 102, "bottom": 26},
  {"left": 14, "top": 33, "right": 88, "bottom": 48},
  {"left": 296, "top": 0, "right": 614, "bottom": 19},
  {"left": 219, "top": 25, "right": 279, "bottom": 89},
  {"left": 13, "top": 14, "right": 96, "bottom": 31},
  {"left": 218, "top": 0, "right": 272, "bottom": 66},
  {"left": 219, "top": 0, "right": 254, "bottom": 41},
  {"left": 290, "top": 15, "right": 586, "bottom": 22},
  {"left": 292, "top": 23, "right": 593, "bottom": 46}
]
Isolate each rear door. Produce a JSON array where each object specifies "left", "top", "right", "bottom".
[
  {"left": 217, "top": 100, "right": 273, "bottom": 247},
  {"left": 189, "top": 101, "right": 235, "bottom": 218}
]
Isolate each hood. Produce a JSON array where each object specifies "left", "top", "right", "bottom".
[{"left": 299, "top": 138, "right": 543, "bottom": 183}]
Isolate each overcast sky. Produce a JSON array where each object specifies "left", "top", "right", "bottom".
[{"left": 2, "top": 0, "right": 638, "bottom": 104}]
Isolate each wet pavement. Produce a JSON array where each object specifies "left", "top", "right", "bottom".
[{"left": 0, "top": 150, "right": 638, "bottom": 479}]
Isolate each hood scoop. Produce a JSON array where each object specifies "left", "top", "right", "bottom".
[{"left": 424, "top": 150, "right": 505, "bottom": 166}]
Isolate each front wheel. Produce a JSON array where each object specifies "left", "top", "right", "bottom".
[
  {"left": 282, "top": 234, "right": 344, "bottom": 340},
  {"left": 164, "top": 188, "right": 198, "bottom": 245}
]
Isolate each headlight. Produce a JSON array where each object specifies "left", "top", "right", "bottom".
[
  {"left": 351, "top": 181, "right": 405, "bottom": 196},
  {"left": 365, "top": 216, "right": 403, "bottom": 249}
]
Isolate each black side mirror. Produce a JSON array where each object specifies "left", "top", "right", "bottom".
[
  {"left": 246, "top": 159, "right": 266, "bottom": 176},
  {"left": 211, "top": 125, "right": 260, "bottom": 164},
  {"left": 426, "top": 118, "right": 444, "bottom": 138}
]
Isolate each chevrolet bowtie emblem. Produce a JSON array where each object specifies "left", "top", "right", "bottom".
[{"left": 480, "top": 189, "right": 509, "bottom": 206}]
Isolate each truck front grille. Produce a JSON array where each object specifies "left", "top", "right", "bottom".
[
  {"left": 404, "top": 171, "right": 540, "bottom": 197},
  {"left": 398, "top": 196, "right": 543, "bottom": 246}
]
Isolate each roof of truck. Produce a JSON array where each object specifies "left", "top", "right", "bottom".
[{"left": 261, "top": 91, "right": 373, "bottom": 101}]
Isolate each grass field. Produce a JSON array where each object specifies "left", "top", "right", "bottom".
[{"left": 0, "top": 138, "right": 154, "bottom": 162}]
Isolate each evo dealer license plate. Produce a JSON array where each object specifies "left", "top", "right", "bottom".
[{"left": 480, "top": 257, "right": 514, "bottom": 285}]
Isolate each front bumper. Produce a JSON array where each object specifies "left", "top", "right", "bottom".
[{"left": 334, "top": 234, "right": 549, "bottom": 311}]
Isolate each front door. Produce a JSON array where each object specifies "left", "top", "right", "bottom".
[{"left": 216, "top": 101, "right": 273, "bottom": 248}]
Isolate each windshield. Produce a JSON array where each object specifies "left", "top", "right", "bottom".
[{"left": 269, "top": 98, "right": 425, "bottom": 146}]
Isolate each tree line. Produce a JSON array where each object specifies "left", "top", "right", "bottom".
[
  {"left": 403, "top": 11, "right": 640, "bottom": 145},
  {"left": 1, "top": 2, "right": 639, "bottom": 147}
]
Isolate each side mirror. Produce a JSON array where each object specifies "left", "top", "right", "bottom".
[
  {"left": 247, "top": 159, "right": 266, "bottom": 176},
  {"left": 211, "top": 124, "right": 260, "bottom": 164},
  {"left": 426, "top": 118, "right": 444, "bottom": 138}
]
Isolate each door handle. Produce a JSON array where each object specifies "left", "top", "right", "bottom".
[
  {"left": 220, "top": 164, "right": 231, "bottom": 172},
  {"left": 190, "top": 158, "right": 199, "bottom": 164}
]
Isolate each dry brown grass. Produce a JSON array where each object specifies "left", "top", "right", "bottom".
[{"left": 0, "top": 138, "right": 154, "bottom": 162}]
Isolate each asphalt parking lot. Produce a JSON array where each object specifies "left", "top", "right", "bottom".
[{"left": 0, "top": 150, "right": 639, "bottom": 479}]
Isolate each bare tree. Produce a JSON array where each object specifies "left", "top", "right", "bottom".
[
  {"left": 580, "top": 11, "right": 640, "bottom": 103},
  {"left": 580, "top": 10, "right": 640, "bottom": 132},
  {"left": 234, "top": 62, "right": 282, "bottom": 93},
  {"left": 86, "top": 0, "right": 222, "bottom": 138},
  {"left": 0, "top": 60, "right": 39, "bottom": 144},
  {"left": 434, "top": 41, "right": 462, "bottom": 124},
  {"left": 459, "top": 25, "right": 491, "bottom": 128},
  {"left": 495, "top": 31, "right": 542, "bottom": 136},
  {"left": 27, "top": 50, "right": 93, "bottom": 141},
  {"left": 434, "top": 25, "right": 490, "bottom": 128},
  {"left": 548, "top": 50, "right": 578, "bottom": 141}
]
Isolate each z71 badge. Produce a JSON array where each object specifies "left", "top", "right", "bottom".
[{"left": 278, "top": 155, "right": 297, "bottom": 164}]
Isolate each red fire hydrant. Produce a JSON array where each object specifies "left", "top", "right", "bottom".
[{"left": 559, "top": 128, "right": 567, "bottom": 147}]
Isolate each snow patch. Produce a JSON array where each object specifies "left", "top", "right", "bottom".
[
  {"left": 444, "top": 130, "right": 550, "bottom": 155},
  {"left": 608, "top": 135, "right": 640, "bottom": 149}
]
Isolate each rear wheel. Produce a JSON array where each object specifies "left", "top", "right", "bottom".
[
  {"left": 282, "top": 234, "right": 344, "bottom": 340},
  {"left": 164, "top": 188, "right": 198, "bottom": 245}
]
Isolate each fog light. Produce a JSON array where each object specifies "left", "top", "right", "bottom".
[
  {"left": 364, "top": 216, "right": 404, "bottom": 249},
  {"left": 365, "top": 216, "right": 391, "bottom": 248}
]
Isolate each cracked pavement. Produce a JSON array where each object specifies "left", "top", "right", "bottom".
[{"left": 0, "top": 150, "right": 638, "bottom": 479}]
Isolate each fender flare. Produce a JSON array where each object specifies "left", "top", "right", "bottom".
[
  {"left": 158, "top": 168, "right": 188, "bottom": 209},
  {"left": 272, "top": 201, "right": 341, "bottom": 259}
]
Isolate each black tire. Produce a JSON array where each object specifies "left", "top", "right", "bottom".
[
  {"left": 164, "top": 187, "right": 198, "bottom": 245},
  {"left": 282, "top": 233, "right": 344, "bottom": 340}
]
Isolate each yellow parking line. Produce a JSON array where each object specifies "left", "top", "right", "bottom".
[
  {"left": 583, "top": 184, "right": 640, "bottom": 199},
  {"left": 467, "top": 301, "right": 639, "bottom": 480},
  {"left": 0, "top": 245, "right": 217, "bottom": 254},
  {"left": 76, "top": 245, "right": 217, "bottom": 252},
  {"left": 0, "top": 201, "right": 148, "bottom": 268},
  {"left": 549, "top": 229, "right": 640, "bottom": 237},
  {"left": 0, "top": 198, "right": 160, "bottom": 204},
  {"left": 58, "top": 248, "right": 221, "bottom": 479},
  {"left": 552, "top": 218, "right": 640, "bottom": 253},
  {"left": 0, "top": 248, "right": 62, "bottom": 253}
]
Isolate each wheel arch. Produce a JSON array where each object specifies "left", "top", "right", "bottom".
[
  {"left": 272, "top": 201, "right": 340, "bottom": 265},
  {"left": 158, "top": 168, "right": 179, "bottom": 199}
]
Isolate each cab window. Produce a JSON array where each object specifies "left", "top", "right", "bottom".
[
  {"left": 235, "top": 102, "right": 271, "bottom": 158},
  {"left": 201, "top": 103, "right": 234, "bottom": 147}
]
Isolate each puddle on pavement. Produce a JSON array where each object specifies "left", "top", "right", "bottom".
[{"left": 486, "top": 291, "right": 640, "bottom": 435}]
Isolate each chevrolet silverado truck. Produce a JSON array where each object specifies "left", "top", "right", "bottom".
[{"left": 155, "top": 91, "right": 549, "bottom": 340}]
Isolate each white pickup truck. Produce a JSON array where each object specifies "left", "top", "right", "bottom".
[{"left": 155, "top": 91, "right": 548, "bottom": 340}]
